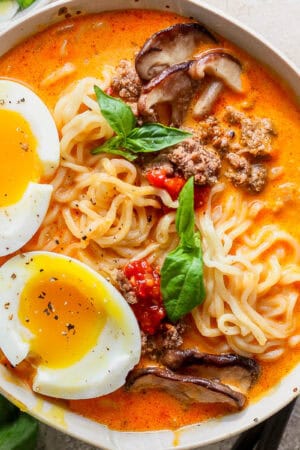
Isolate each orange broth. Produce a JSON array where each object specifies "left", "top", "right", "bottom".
[{"left": 0, "top": 9, "right": 300, "bottom": 432}]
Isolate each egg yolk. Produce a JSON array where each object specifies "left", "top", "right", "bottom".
[
  {"left": 19, "top": 268, "right": 108, "bottom": 369},
  {"left": 0, "top": 109, "right": 42, "bottom": 207}
]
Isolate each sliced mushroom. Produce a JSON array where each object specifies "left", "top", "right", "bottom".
[
  {"left": 192, "top": 79, "right": 224, "bottom": 118},
  {"left": 138, "top": 61, "right": 195, "bottom": 126},
  {"left": 189, "top": 49, "right": 243, "bottom": 91},
  {"left": 138, "top": 50, "right": 243, "bottom": 125},
  {"left": 189, "top": 49, "right": 243, "bottom": 119},
  {"left": 135, "top": 23, "right": 217, "bottom": 81},
  {"left": 160, "top": 349, "right": 259, "bottom": 394},
  {"left": 126, "top": 366, "right": 246, "bottom": 409}
]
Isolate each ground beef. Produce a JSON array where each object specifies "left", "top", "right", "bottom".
[
  {"left": 193, "top": 109, "right": 273, "bottom": 193},
  {"left": 112, "top": 60, "right": 142, "bottom": 102},
  {"left": 141, "top": 331, "right": 157, "bottom": 358},
  {"left": 141, "top": 321, "right": 186, "bottom": 360},
  {"left": 226, "top": 153, "right": 267, "bottom": 193},
  {"left": 224, "top": 106, "right": 275, "bottom": 157},
  {"left": 140, "top": 153, "right": 174, "bottom": 177},
  {"left": 197, "top": 116, "right": 234, "bottom": 154},
  {"left": 158, "top": 322, "right": 186, "bottom": 350},
  {"left": 116, "top": 270, "right": 137, "bottom": 304},
  {"left": 168, "top": 137, "right": 221, "bottom": 185},
  {"left": 226, "top": 152, "right": 250, "bottom": 186},
  {"left": 248, "top": 164, "right": 267, "bottom": 193}
]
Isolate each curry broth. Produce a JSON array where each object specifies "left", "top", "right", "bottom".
[{"left": 0, "top": 9, "right": 300, "bottom": 431}]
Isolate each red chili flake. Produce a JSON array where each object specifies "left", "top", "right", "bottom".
[
  {"left": 105, "top": 87, "right": 114, "bottom": 96},
  {"left": 124, "top": 259, "right": 166, "bottom": 335},
  {"left": 164, "top": 176, "right": 186, "bottom": 200},
  {"left": 146, "top": 168, "right": 167, "bottom": 189},
  {"left": 132, "top": 304, "right": 165, "bottom": 336},
  {"left": 146, "top": 168, "right": 186, "bottom": 200}
]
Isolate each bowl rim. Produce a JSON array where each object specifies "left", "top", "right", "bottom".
[{"left": 0, "top": 0, "right": 299, "bottom": 449}]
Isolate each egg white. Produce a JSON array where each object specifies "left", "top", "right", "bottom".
[
  {"left": 0, "top": 251, "right": 141, "bottom": 400},
  {"left": 0, "top": 80, "right": 60, "bottom": 256},
  {"left": 0, "top": 183, "right": 52, "bottom": 257},
  {"left": 0, "top": 0, "right": 18, "bottom": 23}
]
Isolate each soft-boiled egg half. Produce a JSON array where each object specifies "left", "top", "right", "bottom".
[
  {"left": 0, "top": 251, "right": 141, "bottom": 399},
  {"left": 0, "top": 0, "right": 19, "bottom": 23},
  {"left": 0, "top": 79, "right": 59, "bottom": 256}
]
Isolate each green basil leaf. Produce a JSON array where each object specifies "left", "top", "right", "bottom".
[
  {"left": 91, "top": 136, "right": 137, "bottom": 161},
  {"left": 0, "top": 396, "right": 18, "bottom": 425},
  {"left": 16, "top": 0, "right": 36, "bottom": 9},
  {"left": 126, "top": 123, "right": 192, "bottom": 152},
  {"left": 175, "top": 177, "right": 195, "bottom": 246},
  {"left": 93, "top": 135, "right": 123, "bottom": 151},
  {"left": 0, "top": 412, "right": 38, "bottom": 450},
  {"left": 161, "top": 233, "right": 205, "bottom": 322},
  {"left": 161, "top": 176, "right": 206, "bottom": 321},
  {"left": 94, "top": 86, "right": 136, "bottom": 137},
  {"left": 92, "top": 135, "right": 123, "bottom": 153}
]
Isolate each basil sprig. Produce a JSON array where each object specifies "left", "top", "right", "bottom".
[
  {"left": 92, "top": 86, "right": 191, "bottom": 160},
  {"left": 161, "top": 177, "right": 206, "bottom": 322},
  {"left": 0, "top": 394, "right": 38, "bottom": 450},
  {"left": 16, "top": 0, "right": 36, "bottom": 9}
]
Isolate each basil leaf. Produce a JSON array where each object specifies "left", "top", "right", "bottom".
[
  {"left": 161, "top": 177, "right": 206, "bottom": 321},
  {"left": 0, "top": 412, "right": 38, "bottom": 450},
  {"left": 94, "top": 86, "right": 136, "bottom": 137},
  {"left": 16, "top": 0, "right": 35, "bottom": 9},
  {"left": 92, "top": 135, "right": 123, "bottom": 152},
  {"left": 92, "top": 89, "right": 192, "bottom": 160},
  {"left": 175, "top": 177, "right": 195, "bottom": 246},
  {"left": 161, "top": 233, "right": 205, "bottom": 322},
  {"left": 91, "top": 136, "right": 137, "bottom": 161},
  {"left": 126, "top": 123, "right": 192, "bottom": 152}
]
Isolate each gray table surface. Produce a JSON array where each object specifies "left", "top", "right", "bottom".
[{"left": 33, "top": 0, "right": 300, "bottom": 448}]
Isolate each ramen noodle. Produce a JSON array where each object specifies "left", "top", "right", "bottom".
[{"left": 0, "top": 9, "right": 300, "bottom": 431}]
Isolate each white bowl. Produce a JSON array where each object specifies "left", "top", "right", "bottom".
[{"left": 0, "top": 1, "right": 299, "bottom": 449}]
